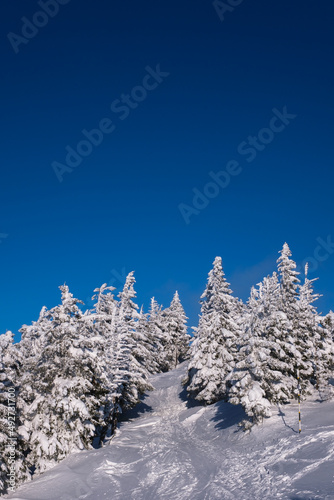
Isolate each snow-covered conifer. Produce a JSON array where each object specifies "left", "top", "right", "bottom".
[
  {"left": 228, "top": 286, "right": 272, "bottom": 428},
  {"left": 231, "top": 273, "right": 299, "bottom": 407},
  {"left": 147, "top": 297, "right": 168, "bottom": 372},
  {"left": 277, "top": 243, "right": 300, "bottom": 320},
  {"left": 273, "top": 244, "right": 303, "bottom": 398},
  {"left": 19, "top": 285, "right": 110, "bottom": 473},
  {"left": 116, "top": 273, "right": 152, "bottom": 408},
  {"left": 0, "top": 332, "right": 30, "bottom": 494},
  {"left": 187, "top": 257, "right": 241, "bottom": 403},
  {"left": 256, "top": 272, "right": 298, "bottom": 402},
  {"left": 295, "top": 264, "right": 324, "bottom": 390},
  {"left": 159, "top": 291, "right": 190, "bottom": 370},
  {"left": 135, "top": 306, "right": 161, "bottom": 374}
]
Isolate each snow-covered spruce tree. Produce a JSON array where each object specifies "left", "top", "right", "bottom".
[
  {"left": 296, "top": 264, "right": 328, "bottom": 395},
  {"left": 321, "top": 310, "right": 334, "bottom": 346},
  {"left": 159, "top": 291, "right": 190, "bottom": 370},
  {"left": 319, "top": 311, "right": 334, "bottom": 399},
  {"left": 16, "top": 305, "right": 57, "bottom": 458},
  {"left": 116, "top": 273, "right": 152, "bottom": 409},
  {"left": 136, "top": 306, "right": 161, "bottom": 374},
  {"left": 277, "top": 243, "right": 300, "bottom": 318},
  {"left": 87, "top": 281, "right": 152, "bottom": 438},
  {"left": 187, "top": 257, "right": 242, "bottom": 404},
  {"left": 90, "top": 283, "right": 124, "bottom": 394},
  {"left": 82, "top": 283, "right": 119, "bottom": 441},
  {"left": 19, "top": 306, "right": 50, "bottom": 361},
  {"left": 0, "top": 332, "right": 30, "bottom": 495},
  {"left": 274, "top": 243, "right": 304, "bottom": 399},
  {"left": 228, "top": 286, "right": 272, "bottom": 429},
  {"left": 324, "top": 310, "right": 334, "bottom": 339},
  {"left": 147, "top": 297, "right": 169, "bottom": 373},
  {"left": 229, "top": 269, "right": 306, "bottom": 418},
  {"left": 257, "top": 271, "right": 301, "bottom": 402},
  {"left": 18, "top": 285, "right": 110, "bottom": 474}
]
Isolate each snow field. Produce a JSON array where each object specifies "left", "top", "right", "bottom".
[{"left": 6, "top": 362, "right": 334, "bottom": 500}]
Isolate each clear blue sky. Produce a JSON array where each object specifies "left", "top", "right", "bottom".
[{"left": 1, "top": 1, "right": 334, "bottom": 341}]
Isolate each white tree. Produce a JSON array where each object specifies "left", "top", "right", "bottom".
[
  {"left": 136, "top": 306, "right": 161, "bottom": 374},
  {"left": 147, "top": 297, "right": 169, "bottom": 373},
  {"left": 274, "top": 243, "right": 302, "bottom": 399},
  {"left": 0, "top": 332, "right": 30, "bottom": 494},
  {"left": 277, "top": 242, "right": 300, "bottom": 318},
  {"left": 187, "top": 257, "right": 241, "bottom": 403},
  {"left": 160, "top": 291, "right": 190, "bottom": 370},
  {"left": 116, "top": 273, "right": 152, "bottom": 409},
  {"left": 295, "top": 265, "right": 325, "bottom": 390},
  {"left": 230, "top": 272, "right": 300, "bottom": 412},
  {"left": 83, "top": 283, "right": 119, "bottom": 441},
  {"left": 19, "top": 306, "right": 49, "bottom": 360},
  {"left": 228, "top": 286, "right": 272, "bottom": 428},
  {"left": 18, "top": 285, "right": 110, "bottom": 474},
  {"left": 319, "top": 311, "right": 334, "bottom": 399}
]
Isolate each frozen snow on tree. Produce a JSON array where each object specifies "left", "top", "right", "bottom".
[
  {"left": 147, "top": 297, "right": 169, "bottom": 373},
  {"left": 272, "top": 244, "right": 303, "bottom": 399},
  {"left": 1, "top": 246, "right": 333, "bottom": 494},
  {"left": 135, "top": 306, "right": 161, "bottom": 374},
  {"left": 116, "top": 273, "right": 153, "bottom": 409},
  {"left": 277, "top": 242, "right": 300, "bottom": 319},
  {"left": 295, "top": 264, "right": 325, "bottom": 394},
  {"left": 18, "top": 286, "right": 110, "bottom": 474},
  {"left": 187, "top": 257, "right": 241, "bottom": 404},
  {"left": 0, "top": 332, "right": 30, "bottom": 495},
  {"left": 83, "top": 283, "right": 120, "bottom": 441},
  {"left": 159, "top": 291, "right": 190, "bottom": 370},
  {"left": 253, "top": 271, "right": 297, "bottom": 403},
  {"left": 228, "top": 286, "right": 272, "bottom": 428}
]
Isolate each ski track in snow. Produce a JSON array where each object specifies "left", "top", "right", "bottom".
[{"left": 6, "top": 363, "right": 334, "bottom": 500}]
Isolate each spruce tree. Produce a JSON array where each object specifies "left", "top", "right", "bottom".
[
  {"left": 228, "top": 286, "right": 272, "bottom": 428},
  {"left": 18, "top": 286, "right": 110, "bottom": 473},
  {"left": 0, "top": 332, "right": 30, "bottom": 495},
  {"left": 230, "top": 272, "right": 300, "bottom": 410},
  {"left": 296, "top": 264, "right": 324, "bottom": 393},
  {"left": 84, "top": 283, "right": 118, "bottom": 441},
  {"left": 277, "top": 243, "right": 300, "bottom": 318},
  {"left": 160, "top": 291, "right": 190, "bottom": 370},
  {"left": 116, "top": 273, "right": 152, "bottom": 409},
  {"left": 136, "top": 306, "right": 161, "bottom": 374},
  {"left": 147, "top": 297, "right": 169, "bottom": 373},
  {"left": 274, "top": 243, "right": 301, "bottom": 399},
  {"left": 187, "top": 257, "right": 241, "bottom": 404}
]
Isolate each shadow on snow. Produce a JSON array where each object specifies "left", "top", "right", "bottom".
[
  {"left": 211, "top": 400, "right": 247, "bottom": 431},
  {"left": 119, "top": 393, "right": 154, "bottom": 426}
]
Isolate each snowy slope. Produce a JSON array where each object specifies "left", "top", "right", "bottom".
[{"left": 6, "top": 362, "right": 334, "bottom": 500}]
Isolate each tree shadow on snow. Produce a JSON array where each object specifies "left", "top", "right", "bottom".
[
  {"left": 211, "top": 400, "right": 246, "bottom": 431},
  {"left": 178, "top": 385, "right": 204, "bottom": 409},
  {"left": 277, "top": 405, "right": 299, "bottom": 434},
  {"left": 119, "top": 394, "right": 153, "bottom": 425}
]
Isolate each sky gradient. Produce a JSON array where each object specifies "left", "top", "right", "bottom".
[{"left": 1, "top": 1, "right": 334, "bottom": 341}]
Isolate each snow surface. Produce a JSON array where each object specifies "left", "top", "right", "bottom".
[{"left": 6, "top": 362, "right": 334, "bottom": 500}]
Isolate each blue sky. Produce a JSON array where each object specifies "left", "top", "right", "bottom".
[{"left": 1, "top": 1, "right": 334, "bottom": 341}]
